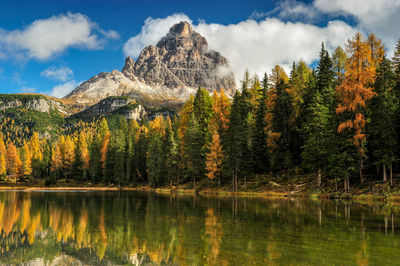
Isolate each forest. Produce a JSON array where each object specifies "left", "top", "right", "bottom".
[{"left": 1, "top": 32, "right": 400, "bottom": 193}]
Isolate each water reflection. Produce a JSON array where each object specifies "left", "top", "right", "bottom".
[{"left": 0, "top": 191, "right": 399, "bottom": 265}]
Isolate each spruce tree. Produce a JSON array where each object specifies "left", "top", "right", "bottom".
[
  {"left": 301, "top": 91, "right": 331, "bottom": 187},
  {"left": 253, "top": 73, "right": 269, "bottom": 174},
  {"left": 368, "top": 56, "right": 398, "bottom": 185}
]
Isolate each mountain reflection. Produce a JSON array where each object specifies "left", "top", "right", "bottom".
[{"left": 0, "top": 191, "right": 399, "bottom": 265}]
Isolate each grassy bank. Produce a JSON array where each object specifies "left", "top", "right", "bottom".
[{"left": 1, "top": 174, "right": 400, "bottom": 203}]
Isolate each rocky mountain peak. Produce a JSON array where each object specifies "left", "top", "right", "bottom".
[
  {"left": 122, "top": 56, "right": 136, "bottom": 80},
  {"left": 168, "top": 21, "right": 193, "bottom": 37},
  {"left": 65, "top": 21, "right": 236, "bottom": 110}
]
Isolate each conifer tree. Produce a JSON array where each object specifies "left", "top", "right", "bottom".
[
  {"left": 224, "top": 92, "right": 246, "bottom": 191},
  {"left": 301, "top": 91, "right": 331, "bottom": 187},
  {"left": 253, "top": 73, "right": 269, "bottom": 174},
  {"left": 336, "top": 33, "right": 376, "bottom": 182},
  {"left": 146, "top": 131, "right": 165, "bottom": 187},
  {"left": 6, "top": 142, "right": 22, "bottom": 179},
  {"left": 271, "top": 79, "right": 294, "bottom": 172},
  {"left": 368, "top": 56, "right": 397, "bottom": 185},
  {"left": 165, "top": 117, "right": 179, "bottom": 186},
  {"left": 20, "top": 142, "right": 32, "bottom": 178},
  {"left": 332, "top": 46, "right": 347, "bottom": 84},
  {"left": 206, "top": 130, "right": 224, "bottom": 187},
  {"left": 183, "top": 113, "right": 203, "bottom": 189}
]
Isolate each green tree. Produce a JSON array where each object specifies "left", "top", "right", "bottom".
[
  {"left": 368, "top": 56, "right": 398, "bottom": 185},
  {"left": 301, "top": 91, "right": 331, "bottom": 187}
]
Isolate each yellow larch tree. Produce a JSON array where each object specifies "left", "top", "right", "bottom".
[
  {"left": 336, "top": 33, "right": 376, "bottom": 182},
  {"left": 210, "top": 89, "right": 231, "bottom": 133},
  {"left": 205, "top": 130, "right": 224, "bottom": 187},
  {"left": 20, "top": 142, "right": 32, "bottom": 177},
  {"left": 6, "top": 142, "right": 22, "bottom": 179}
]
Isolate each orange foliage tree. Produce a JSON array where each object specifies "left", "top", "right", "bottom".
[
  {"left": 336, "top": 33, "right": 376, "bottom": 182},
  {"left": 205, "top": 130, "right": 224, "bottom": 187}
]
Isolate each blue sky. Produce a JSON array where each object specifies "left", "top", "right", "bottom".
[{"left": 0, "top": 0, "right": 399, "bottom": 97}]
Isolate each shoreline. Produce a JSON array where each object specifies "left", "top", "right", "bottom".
[{"left": 1, "top": 183, "right": 400, "bottom": 204}]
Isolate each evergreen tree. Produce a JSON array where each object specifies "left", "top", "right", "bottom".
[
  {"left": 301, "top": 91, "right": 331, "bottom": 187},
  {"left": 147, "top": 131, "right": 165, "bottom": 187},
  {"left": 183, "top": 113, "right": 204, "bottom": 189},
  {"left": 253, "top": 73, "right": 269, "bottom": 174},
  {"left": 165, "top": 117, "right": 179, "bottom": 186},
  {"left": 271, "top": 79, "right": 294, "bottom": 172},
  {"left": 224, "top": 92, "right": 246, "bottom": 191},
  {"left": 368, "top": 56, "right": 397, "bottom": 185}
]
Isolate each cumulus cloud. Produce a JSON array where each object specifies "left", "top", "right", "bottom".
[
  {"left": 0, "top": 12, "right": 118, "bottom": 60},
  {"left": 123, "top": 13, "right": 192, "bottom": 57},
  {"left": 49, "top": 80, "right": 81, "bottom": 98},
  {"left": 41, "top": 66, "right": 73, "bottom": 82},
  {"left": 313, "top": 0, "right": 400, "bottom": 51},
  {"left": 123, "top": 13, "right": 358, "bottom": 84}
]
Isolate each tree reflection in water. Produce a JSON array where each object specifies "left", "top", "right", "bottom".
[{"left": 0, "top": 191, "right": 399, "bottom": 265}]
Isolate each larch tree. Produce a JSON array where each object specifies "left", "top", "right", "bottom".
[
  {"left": 20, "top": 142, "right": 32, "bottom": 178},
  {"left": 336, "top": 33, "right": 376, "bottom": 183},
  {"left": 6, "top": 142, "right": 22, "bottom": 178},
  {"left": 205, "top": 130, "right": 224, "bottom": 187},
  {"left": 332, "top": 46, "right": 347, "bottom": 84}
]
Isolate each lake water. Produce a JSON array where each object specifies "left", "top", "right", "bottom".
[{"left": 0, "top": 191, "right": 399, "bottom": 265}]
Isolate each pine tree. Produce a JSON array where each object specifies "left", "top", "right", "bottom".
[
  {"left": 336, "top": 33, "right": 376, "bottom": 183},
  {"left": 206, "top": 130, "right": 224, "bottom": 187},
  {"left": 368, "top": 56, "right": 397, "bottom": 185}
]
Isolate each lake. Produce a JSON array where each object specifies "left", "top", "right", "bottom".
[{"left": 0, "top": 191, "right": 399, "bottom": 265}]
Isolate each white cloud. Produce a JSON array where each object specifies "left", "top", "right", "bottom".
[
  {"left": 313, "top": 0, "right": 400, "bottom": 51},
  {"left": 123, "top": 13, "right": 358, "bottom": 84},
  {"left": 0, "top": 12, "right": 118, "bottom": 60},
  {"left": 123, "top": 13, "right": 192, "bottom": 58},
  {"left": 41, "top": 66, "right": 73, "bottom": 82},
  {"left": 49, "top": 80, "right": 81, "bottom": 98}
]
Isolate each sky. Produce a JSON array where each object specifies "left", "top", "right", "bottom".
[{"left": 0, "top": 0, "right": 399, "bottom": 98}]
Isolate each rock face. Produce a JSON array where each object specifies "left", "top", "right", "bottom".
[
  {"left": 71, "top": 96, "right": 175, "bottom": 122},
  {"left": 0, "top": 94, "right": 69, "bottom": 114},
  {"left": 64, "top": 21, "right": 236, "bottom": 110}
]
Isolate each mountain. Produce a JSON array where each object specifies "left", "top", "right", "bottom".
[
  {"left": 64, "top": 21, "right": 236, "bottom": 110},
  {"left": 68, "top": 96, "right": 176, "bottom": 123},
  {"left": 0, "top": 94, "right": 68, "bottom": 140}
]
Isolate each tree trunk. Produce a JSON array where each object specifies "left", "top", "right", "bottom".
[
  {"left": 244, "top": 175, "right": 246, "bottom": 187},
  {"left": 317, "top": 168, "right": 321, "bottom": 188},
  {"left": 359, "top": 157, "right": 363, "bottom": 183},
  {"left": 383, "top": 164, "right": 387, "bottom": 183},
  {"left": 232, "top": 171, "right": 235, "bottom": 192},
  {"left": 347, "top": 176, "right": 350, "bottom": 192},
  {"left": 235, "top": 169, "right": 238, "bottom": 192},
  {"left": 335, "top": 177, "right": 338, "bottom": 191},
  {"left": 193, "top": 176, "right": 196, "bottom": 190},
  {"left": 390, "top": 162, "right": 393, "bottom": 187},
  {"left": 344, "top": 177, "right": 347, "bottom": 192}
]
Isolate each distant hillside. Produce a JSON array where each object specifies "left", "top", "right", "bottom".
[{"left": 0, "top": 94, "right": 68, "bottom": 143}]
